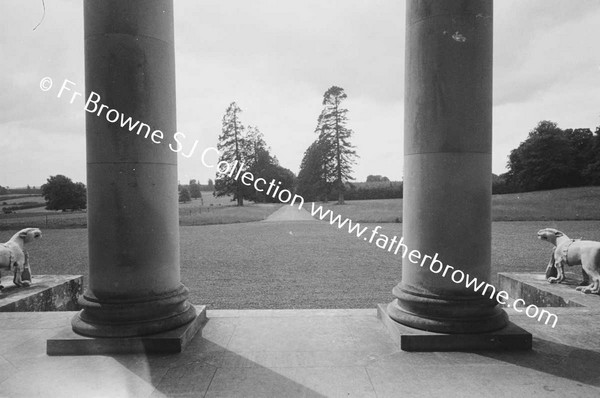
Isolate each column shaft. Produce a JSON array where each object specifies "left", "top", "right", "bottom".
[
  {"left": 72, "top": 0, "right": 196, "bottom": 337},
  {"left": 387, "top": 0, "right": 507, "bottom": 333}
]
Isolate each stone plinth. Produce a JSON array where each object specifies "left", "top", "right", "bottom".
[
  {"left": 0, "top": 275, "right": 82, "bottom": 312},
  {"left": 48, "top": 305, "right": 206, "bottom": 355},
  {"left": 498, "top": 272, "right": 597, "bottom": 308},
  {"left": 378, "top": 304, "right": 531, "bottom": 351}
]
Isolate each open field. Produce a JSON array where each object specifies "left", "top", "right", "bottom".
[
  {"left": 0, "top": 194, "right": 45, "bottom": 204},
  {"left": 0, "top": 192, "right": 231, "bottom": 214},
  {"left": 491, "top": 187, "right": 600, "bottom": 220},
  {"left": 310, "top": 186, "right": 600, "bottom": 223},
  {"left": 179, "top": 192, "right": 236, "bottom": 207},
  {"left": 5, "top": 186, "right": 599, "bottom": 229},
  {"left": 0, "top": 197, "right": 280, "bottom": 230},
  {"left": 4, "top": 220, "right": 597, "bottom": 309},
  {"left": 179, "top": 203, "right": 281, "bottom": 226},
  {"left": 0, "top": 194, "right": 46, "bottom": 213}
]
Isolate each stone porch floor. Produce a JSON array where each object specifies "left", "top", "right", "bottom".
[{"left": 0, "top": 307, "right": 599, "bottom": 397}]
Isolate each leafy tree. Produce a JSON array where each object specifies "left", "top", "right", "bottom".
[
  {"left": 296, "top": 139, "right": 332, "bottom": 201},
  {"left": 0, "top": 186, "right": 8, "bottom": 195},
  {"left": 41, "top": 175, "right": 87, "bottom": 211},
  {"left": 315, "top": 86, "right": 358, "bottom": 204},
  {"left": 188, "top": 179, "right": 202, "bottom": 199},
  {"left": 582, "top": 127, "right": 600, "bottom": 184},
  {"left": 492, "top": 173, "right": 517, "bottom": 194},
  {"left": 244, "top": 126, "right": 268, "bottom": 166},
  {"left": 506, "top": 121, "right": 578, "bottom": 191},
  {"left": 215, "top": 102, "right": 246, "bottom": 206},
  {"left": 179, "top": 187, "right": 191, "bottom": 203},
  {"left": 505, "top": 121, "right": 600, "bottom": 192},
  {"left": 563, "top": 128, "right": 593, "bottom": 186},
  {"left": 246, "top": 143, "right": 296, "bottom": 203},
  {"left": 207, "top": 179, "right": 214, "bottom": 190}
]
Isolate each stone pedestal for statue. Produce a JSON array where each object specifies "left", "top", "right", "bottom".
[
  {"left": 48, "top": 0, "right": 203, "bottom": 355},
  {"left": 383, "top": 0, "right": 531, "bottom": 350}
]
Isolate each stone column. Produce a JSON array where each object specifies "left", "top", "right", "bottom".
[
  {"left": 71, "top": 0, "right": 197, "bottom": 338},
  {"left": 387, "top": 0, "right": 508, "bottom": 333}
]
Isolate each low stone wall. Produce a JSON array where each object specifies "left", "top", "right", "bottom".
[
  {"left": 498, "top": 272, "right": 599, "bottom": 308},
  {"left": 0, "top": 275, "right": 82, "bottom": 312}
]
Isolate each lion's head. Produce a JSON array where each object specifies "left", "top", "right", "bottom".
[
  {"left": 18, "top": 228, "right": 42, "bottom": 244},
  {"left": 537, "top": 228, "right": 563, "bottom": 245}
]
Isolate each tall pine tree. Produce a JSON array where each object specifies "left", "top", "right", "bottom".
[
  {"left": 215, "top": 102, "right": 246, "bottom": 206},
  {"left": 315, "top": 86, "right": 357, "bottom": 204}
]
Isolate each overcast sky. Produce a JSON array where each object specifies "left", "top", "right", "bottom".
[{"left": 1, "top": 0, "right": 599, "bottom": 188}]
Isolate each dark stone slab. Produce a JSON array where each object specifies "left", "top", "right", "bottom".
[
  {"left": 498, "top": 272, "right": 599, "bottom": 308},
  {"left": 46, "top": 305, "right": 206, "bottom": 356},
  {"left": 0, "top": 275, "right": 82, "bottom": 312},
  {"left": 377, "top": 304, "right": 532, "bottom": 352}
]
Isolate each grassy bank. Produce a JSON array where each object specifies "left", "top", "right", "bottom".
[{"left": 308, "top": 186, "right": 600, "bottom": 223}]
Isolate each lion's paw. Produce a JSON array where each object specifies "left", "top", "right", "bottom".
[{"left": 577, "top": 286, "right": 595, "bottom": 294}]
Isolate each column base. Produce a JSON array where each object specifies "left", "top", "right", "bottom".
[
  {"left": 72, "top": 284, "right": 197, "bottom": 338},
  {"left": 378, "top": 304, "right": 531, "bottom": 352},
  {"left": 47, "top": 305, "right": 206, "bottom": 356},
  {"left": 388, "top": 284, "right": 509, "bottom": 333}
]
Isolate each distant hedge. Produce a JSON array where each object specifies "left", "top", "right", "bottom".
[
  {"left": 2, "top": 202, "right": 46, "bottom": 213},
  {"left": 321, "top": 181, "right": 403, "bottom": 201}
]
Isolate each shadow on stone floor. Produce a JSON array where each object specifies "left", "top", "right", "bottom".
[
  {"left": 112, "top": 336, "right": 329, "bottom": 398},
  {"left": 478, "top": 337, "right": 600, "bottom": 387}
]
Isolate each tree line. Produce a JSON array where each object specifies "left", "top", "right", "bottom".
[
  {"left": 214, "top": 86, "right": 358, "bottom": 205},
  {"left": 496, "top": 120, "right": 600, "bottom": 193},
  {"left": 16, "top": 103, "right": 595, "bottom": 213}
]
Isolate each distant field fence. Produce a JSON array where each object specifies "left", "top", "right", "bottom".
[
  {"left": 0, "top": 206, "right": 221, "bottom": 231},
  {"left": 0, "top": 212, "right": 88, "bottom": 230}
]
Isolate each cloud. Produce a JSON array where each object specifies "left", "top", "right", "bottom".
[{"left": 494, "top": 0, "right": 600, "bottom": 106}]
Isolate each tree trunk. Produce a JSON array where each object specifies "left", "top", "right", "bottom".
[
  {"left": 233, "top": 112, "right": 243, "bottom": 207},
  {"left": 334, "top": 101, "right": 343, "bottom": 205}
]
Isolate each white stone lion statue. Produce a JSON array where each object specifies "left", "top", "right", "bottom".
[
  {"left": 537, "top": 228, "right": 600, "bottom": 294},
  {"left": 0, "top": 228, "right": 42, "bottom": 289}
]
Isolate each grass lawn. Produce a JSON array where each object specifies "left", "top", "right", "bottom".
[
  {"left": 310, "top": 186, "right": 600, "bottom": 223},
  {"left": 6, "top": 219, "right": 598, "bottom": 309}
]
